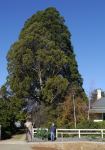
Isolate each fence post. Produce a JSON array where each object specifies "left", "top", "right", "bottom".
[
  {"left": 0, "top": 125, "right": 1, "bottom": 140},
  {"left": 101, "top": 129, "right": 103, "bottom": 139},
  {"left": 79, "top": 129, "right": 81, "bottom": 138},
  {"left": 61, "top": 132, "right": 63, "bottom": 141},
  {"left": 56, "top": 129, "right": 58, "bottom": 139},
  {"left": 32, "top": 127, "right": 34, "bottom": 141}
]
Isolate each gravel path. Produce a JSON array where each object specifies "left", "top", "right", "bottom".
[
  {"left": 0, "top": 144, "right": 33, "bottom": 150},
  {"left": 1, "top": 133, "right": 105, "bottom": 150},
  {"left": 0, "top": 134, "right": 33, "bottom": 150}
]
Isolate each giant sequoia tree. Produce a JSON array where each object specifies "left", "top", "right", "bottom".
[{"left": 7, "top": 7, "right": 87, "bottom": 127}]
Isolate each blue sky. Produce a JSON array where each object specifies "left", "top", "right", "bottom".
[{"left": 0, "top": 0, "right": 105, "bottom": 94}]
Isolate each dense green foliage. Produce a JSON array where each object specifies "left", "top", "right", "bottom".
[
  {"left": 0, "top": 85, "right": 26, "bottom": 138},
  {"left": 77, "top": 120, "right": 105, "bottom": 129},
  {"left": 0, "top": 7, "right": 87, "bottom": 134},
  {"left": 7, "top": 7, "right": 83, "bottom": 102}
]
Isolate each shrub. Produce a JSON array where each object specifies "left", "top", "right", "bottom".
[
  {"left": 35, "top": 128, "right": 48, "bottom": 139},
  {"left": 77, "top": 120, "right": 100, "bottom": 129},
  {"left": 1, "top": 127, "right": 12, "bottom": 139},
  {"left": 96, "top": 121, "right": 105, "bottom": 129}
]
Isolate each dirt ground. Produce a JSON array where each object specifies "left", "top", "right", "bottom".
[
  {"left": 32, "top": 142, "right": 105, "bottom": 150},
  {"left": 32, "top": 147, "right": 57, "bottom": 150}
]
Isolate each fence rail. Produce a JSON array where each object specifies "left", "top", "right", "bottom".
[
  {"left": 56, "top": 129, "right": 105, "bottom": 139},
  {"left": 32, "top": 128, "right": 105, "bottom": 140}
]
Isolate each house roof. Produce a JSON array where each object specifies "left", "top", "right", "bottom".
[
  {"left": 90, "top": 97, "right": 105, "bottom": 113},
  {"left": 89, "top": 109, "right": 105, "bottom": 113},
  {"left": 92, "top": 97, "right": 105, "bottom": 108}
]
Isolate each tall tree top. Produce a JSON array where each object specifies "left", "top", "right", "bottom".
[{"left": 7, "top": 7, "right": 86, "bottom": 103}]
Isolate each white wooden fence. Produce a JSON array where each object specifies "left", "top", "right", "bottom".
[
  {"left": 56, "top": 129, "right": 105, "bottom": 139},
  {"left": 32, "top": 128, "right": 105, "bottom": 140}
]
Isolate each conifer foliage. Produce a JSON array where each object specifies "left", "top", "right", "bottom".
[{"left": 7, "top": 7, "right": 87, "bottom": 127}]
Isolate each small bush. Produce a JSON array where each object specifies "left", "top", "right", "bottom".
[
  {"left": 96, "top": 121, "right": 105, "bottom": 129},
  {"left": 77, "top": 120, "right": 100, "bottom": 129},
  {"left": 35, "top": 129, "right": 48, "bottom": 139},
  {"left": 77, "top": 120, "right": 105, "bottom": 129}
]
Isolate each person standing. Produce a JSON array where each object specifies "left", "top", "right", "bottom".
[
  {"left": 50, "top": 123, "right": 56, "bottom": 141},
  {"left": 24, "top": 118, "right": 33, "bottom": 142}
]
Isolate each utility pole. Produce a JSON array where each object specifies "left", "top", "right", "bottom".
[
  {"left": 86, "top": 90, "right": 91, "bottom": 120},
  {"left": 88, "top": 96, "right": 90, "bottom": 120},
  {"left": 72, "top": 93, "right": 77, "bottom": 128}
]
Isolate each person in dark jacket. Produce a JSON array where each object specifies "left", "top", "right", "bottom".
[{"left": 50, "top": 123, "right": 56, "bottom": 141}]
